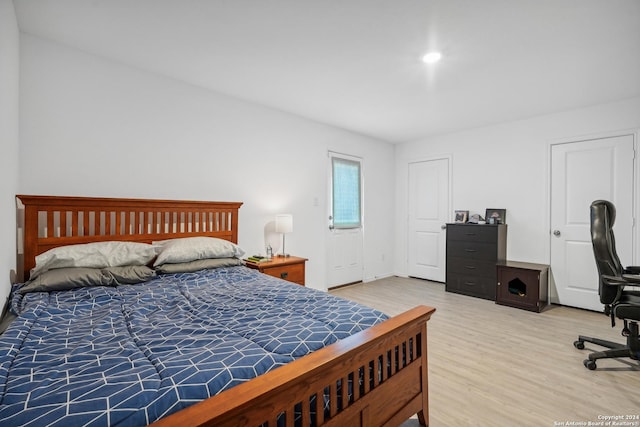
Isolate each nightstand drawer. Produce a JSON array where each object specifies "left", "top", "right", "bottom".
[
  {"left": 262, "top": 263, "right": 305, "bottom": 285},
  {"left": 246, "top": 255, "right": 307, "bottom": 286}
]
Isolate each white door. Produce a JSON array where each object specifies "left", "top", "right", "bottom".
[
  {"left": 327, "top": 152, "right": 363, "bottom": 288},
  {"left": 550, "top": 134, "right": 635, "bottom": 311},
  {"left": 407, "top": 158, "right": 450, "bottom": 282}
]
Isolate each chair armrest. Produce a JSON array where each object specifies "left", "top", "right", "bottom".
[
  {"left": 602, "top": 274, "right": 640, "bottom": 286},
  {"left": 624, "top": 266, "right": 640, "bottom": 275},
  {"left": 621, "top": 274, "right": 640, "bottom": 284},
  {"left": 602, "top": 275, "right": 631, "bottom": 286},
  {"left": 601, "top": 274, "right": 640, "bottom": 328}
]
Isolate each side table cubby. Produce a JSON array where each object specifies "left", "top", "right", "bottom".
[{"left": 496, "top": 261, "right": 549, "bottom": 312}]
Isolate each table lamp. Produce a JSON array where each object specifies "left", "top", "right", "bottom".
[{"left": 275, "top": 214, "right": 293, "bottom": 257}]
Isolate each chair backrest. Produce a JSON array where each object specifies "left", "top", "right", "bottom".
[{"left": 590, "top": 200, "right": 623, "bottom": 305}]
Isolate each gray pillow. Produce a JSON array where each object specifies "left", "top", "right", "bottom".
[
  {"left": 153, "top": 237, "right": 245, "bottom": 266},
  {"left": 30, "top": 241, "right": 157, "bottom": 280},
  {"left": 155, "top": 257, "right": 243, "bottom": 274},
  {"left": 18, "top": 265, "right": 158, "bottom": 294},
  {"left": 19, "top": 267, "right": 112, "bottom": 294},
  {"left": 104, "top": 265, "right": 156, "bottom": 284}
]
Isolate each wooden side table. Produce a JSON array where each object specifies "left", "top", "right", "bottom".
[
  {"left": 496, "top": 261, "right": 549, "bottom": 312},
  {"left": 245, "top": 256, "right": 307, "bottom": 286}
]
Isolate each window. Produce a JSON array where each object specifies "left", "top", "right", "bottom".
[{"left": 331, "top": 155, "right": 362, "bottom": 229}]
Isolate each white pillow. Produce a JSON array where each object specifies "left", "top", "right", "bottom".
[
  {"left": 31, "top": 241, "right": 157, "bottom": 279},
  {"left": 153, "top": 237, "right": 245, "bottom": 266}
]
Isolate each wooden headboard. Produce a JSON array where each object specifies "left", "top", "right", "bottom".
[{"left": 17, "top": 195, "right": 243, "bottom": 280}]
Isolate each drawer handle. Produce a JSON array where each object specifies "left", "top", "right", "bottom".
[
  {"left": 464, "top": 266, "right": 476, "bottom": 270},
  {"left": 280, "top": 272, "right": 289, "bottom": 279},
  {"left": 464, "top": 281, "right": 476, "bottom": 286},
  {"left": 464, "top": 233, "right": 477, "bottom": 236},
  {"left": 464, "top": 249, "right": 477, "bottom": 253}
]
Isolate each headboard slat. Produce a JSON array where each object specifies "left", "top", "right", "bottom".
[
  {"left": 17, "top": 195, "right": 243, "bottom": 280},
  {"left": 71, "top": 211, "right": 78, "bottom": 237},
  {"left": 60, "top": 210, "right": 67, "bottom": 237},
  {"left": 83, "top": 211, "right": 90, "bottom": 237}
]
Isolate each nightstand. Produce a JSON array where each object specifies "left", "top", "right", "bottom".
[{"left": 246, "top": 256, "right": 307, "bottom": 286}]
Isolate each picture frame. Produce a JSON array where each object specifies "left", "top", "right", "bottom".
[
  {"left": 485, "top": 208, "right": 506, "bottom": 224},
  {"left": 454, "top": 210, "right": 469, "bottom": 223}
]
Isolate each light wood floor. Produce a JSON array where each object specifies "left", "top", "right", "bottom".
[{"left": 330, "top": 276, "right": 640, "bottom": 427}]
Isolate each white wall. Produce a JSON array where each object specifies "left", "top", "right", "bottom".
[
  {"left": 395, "top": 97, "right": 640, "bottom": 295},
  {"left": 17, "top": 34, "right": 396, "bottom": 293},
  {"left": 0, "top": 0, "right": 20, "bottom": 309},
  {"left": 16, "top": 30, "right": 639, "bottom": 301}
]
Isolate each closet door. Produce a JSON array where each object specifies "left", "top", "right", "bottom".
[
  {"left": 550, "top": 134, "right": 634, "bottom": 311},
  {"left": 407, "top": 157, "right": 450, "bottom": 282}
]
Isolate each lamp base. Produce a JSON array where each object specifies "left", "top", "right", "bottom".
[
  {"left": 279, "top": 233, "right": 290, "bottom": 258},
  {"left": 277, "top": 253, "right": 290, "bottom": 258}
]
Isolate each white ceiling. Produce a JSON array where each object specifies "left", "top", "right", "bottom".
[{"left": 14, "top": 0, "right": 640, "bottom": 143}]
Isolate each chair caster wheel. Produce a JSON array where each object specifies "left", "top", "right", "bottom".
[
  {"left": 584, "top": 359, "right": 597, "bottom": 370},
  {"left": 574, "top": 340, "right": 585, "bottom": 350}
]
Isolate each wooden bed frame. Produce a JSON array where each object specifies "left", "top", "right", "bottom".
[{"left": 16, "top": 195, "right": 435, "bottom": 427}]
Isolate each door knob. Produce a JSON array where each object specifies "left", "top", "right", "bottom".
[
  {"left": 441, "top": 224, "right": 447, "bottom": 230},
  {"left": 553, "top": 230, "right": 561, "bottom": 237}
]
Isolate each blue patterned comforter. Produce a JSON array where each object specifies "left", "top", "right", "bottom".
[{"left": 0, "top": 266, "right": 388, "bottom": 426}]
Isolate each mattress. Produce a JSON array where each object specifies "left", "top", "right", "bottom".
[{"left": 0, "top": 266, "right": 388, "bottom": 426}]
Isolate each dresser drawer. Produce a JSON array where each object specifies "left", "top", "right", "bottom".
[
  {"left": 262, "top": 263, "right": 305, "bottom": 285},
  {"left": 446, "top": 224, "right": 499, "bottom": 242},
  {"left": 447, "top": 241, "right": 498, "bottom": 261},
  {"left": 446, "top": 273, "right": 497, "bottom": 300},
  {"left": 446, "top": 256, "right": 497, "bottom": 277}
]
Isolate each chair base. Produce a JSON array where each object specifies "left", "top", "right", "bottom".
[{"left": 574, "top": 321, "right": 640, "bottom": 370}]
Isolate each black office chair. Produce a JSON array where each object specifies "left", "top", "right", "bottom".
[{"left": 574, "top": 200, "right": 640, "bottom": 370}]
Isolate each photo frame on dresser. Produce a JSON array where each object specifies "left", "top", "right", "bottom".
[
  {"left": 485, "top": 208, "right": 506, "bottom": 224},
  {"left": 454, "top": 210, "right": 469, "bottom": 223}
]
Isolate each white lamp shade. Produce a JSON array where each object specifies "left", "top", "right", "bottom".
[{"left": 275, "top": 214, "right": 293, "bottom": 233}]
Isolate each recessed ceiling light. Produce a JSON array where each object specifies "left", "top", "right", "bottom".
[{"left": 422, "top": 51, "right": 442, "bottom": 64}]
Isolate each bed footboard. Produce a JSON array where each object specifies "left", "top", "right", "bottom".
[{"left": 151, "top": 304, "right": 435, "bottom": 427}]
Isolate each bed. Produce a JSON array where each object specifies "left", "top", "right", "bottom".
[{"left": 1, "top": 195, "right": 435, "bottom": 427}]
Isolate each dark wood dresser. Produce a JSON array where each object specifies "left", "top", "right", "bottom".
[{"left": 445, "top": 223, "right": 507, "bottom": 300}]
